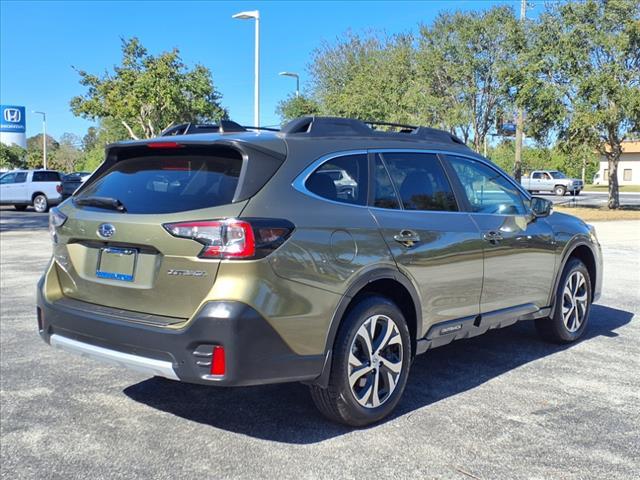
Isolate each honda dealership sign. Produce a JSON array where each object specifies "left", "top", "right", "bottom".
[{"left": 0, "top": 105, "right": 27, "bottom": 148}]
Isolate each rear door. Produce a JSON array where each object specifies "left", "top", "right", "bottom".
[
  {"left": 32, "top": 170, "right": 62, "bottom": 201},
  {"left": 442, "top": 155, "right": 556, "bottom": 313},
  {"left": 369, "top": 151, "right": 484, "bottom": 332},
  {"left": 55, "top": 145, "right": 248, "bottom": 319}
]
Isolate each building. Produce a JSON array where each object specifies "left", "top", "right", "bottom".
[
  {"left": 0, "top": 105, "right": 27, "bottom": 148},
  {"left": 594, "top": 140, "right": 640, "bottom": 185}
]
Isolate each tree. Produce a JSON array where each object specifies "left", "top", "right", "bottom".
[
  {"left": 309, "top": 33, "right": 416, "bottom": 123},
  {"left": 514, "top": 0, "right": 640, "bottom": 208},
  {"left": 25, "top": 134, "right": 59, "bottom": 169},
  {"left": 0, "top": 143, "right": 26, "bottom": 169},
  {"left": 51, "top": 133, "right": 83, "bottom": 172},
  {"left": 76, "top": 119, "right": 130, "bottom": 172},
  {"left": 70, "top": 37, "right": 228, "bottom": 140},
  {"left": 276, "top": 94, "right": 321, "bottom": 123},
  {"left": 414, "top": 7, "right": 521, "bottom": 150}
]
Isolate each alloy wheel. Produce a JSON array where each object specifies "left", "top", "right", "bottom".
[
  {"left": 34, "top": 196, "right": 47, "bottom": 213},
  {"left": 562, "top": 271, "right": 588, "bottom": 333},
  {"left": 348, "top": 314, "right": 403, "bottom": 408}
]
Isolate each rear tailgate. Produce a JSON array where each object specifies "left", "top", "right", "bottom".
[
  {"left": 52, "top": 143, "right": 253, "bottom": 319},
  {"left": 54, "top": 204, "right": 246, "bottom": 319}
]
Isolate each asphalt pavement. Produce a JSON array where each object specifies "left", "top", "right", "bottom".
[{"left": 1, "top": 208, "right": 638, "bottom": 480}]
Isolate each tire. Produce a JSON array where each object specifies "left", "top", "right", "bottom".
[
  {"left": 32, "top": 194, "right": 49, "bottom": 213},
  {"left": 554, "top": 185, "right": 566, "bottom": 196},
  {"left": 536, "top": 258, "right": 592, "bottom": 344},
  {"left": 309, "top": 295, "right": 411, "bottom": 427},
  {"left": 13, "top": 205, "right": 27, "bottom": 211},
  {"left": 574, "top": 190, "right": 581, "bottom": 196}
]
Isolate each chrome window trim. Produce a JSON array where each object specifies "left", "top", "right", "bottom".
[{"left": 291, "top": 148, "right": 531, "bottom": 213}]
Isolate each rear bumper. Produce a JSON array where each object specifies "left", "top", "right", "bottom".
[{"left": 37, "top": 284, "right": 324, "bottom": 386}]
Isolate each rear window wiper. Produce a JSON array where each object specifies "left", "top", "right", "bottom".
[{"left": 74, "top": 196, "right": 127, "bottom": 212}]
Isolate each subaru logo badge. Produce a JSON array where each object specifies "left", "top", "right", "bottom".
[{"left": 97, "top": 223, "right": 116, "bottom": 239}]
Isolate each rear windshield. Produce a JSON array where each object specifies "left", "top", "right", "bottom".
[{"left": 76, "top": 148, "right": 243, "bottom": 214}]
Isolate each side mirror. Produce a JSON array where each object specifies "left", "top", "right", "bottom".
[{"left": 530, "top": 196, "right": 553, "bottom": 219}]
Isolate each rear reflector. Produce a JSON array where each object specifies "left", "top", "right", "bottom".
[{"left": 211, "top": 345, "right": 225, "bottom": 376}]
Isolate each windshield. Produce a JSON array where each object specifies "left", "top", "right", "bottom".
[
  {"left": 549, "top": 171, "right": 567, "bottom": 179},
  {"left": 76, "top": 147, "right": 243, "bottom": 214}
]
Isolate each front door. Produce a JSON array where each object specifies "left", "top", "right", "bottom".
[
  {"left": 0, "top": 172, "right": 18, "bottom": 203},
  {"left": 369, "top": 152, "right": 484, "bottom": 333},
  {"left": 443, "top": 155, "right": 557, "bottom": 313}
]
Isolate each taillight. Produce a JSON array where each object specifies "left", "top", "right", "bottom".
[
  {"left": 49, "top": 207, "right": 67, "bottom": 242},
  {"left": 162, "top": 218, "right": 294, "bottom": 260},
  {"left": 56, "top": 183, "right": 62, "bottom": 194}
]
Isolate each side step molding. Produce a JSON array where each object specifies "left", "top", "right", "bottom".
[{"left": 416, "top": 304, "right": 551, "bottom": 355}]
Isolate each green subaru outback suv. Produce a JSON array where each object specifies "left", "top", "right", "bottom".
[{"left": 37, "top": 117, "right": 602, "bottom": 426}]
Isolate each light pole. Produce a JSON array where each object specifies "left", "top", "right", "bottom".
[
  {"left": 513, "top": 0, "right": 527, "bottom": 182},
  {"left": 233, "top": 10, "right": 260, "bottom": 127},
  {"left": 33, "top": 111, "right": 47, "bottom": 169},
  {"left": 279, "top": 71, "right": 300, "bottom": 98}
]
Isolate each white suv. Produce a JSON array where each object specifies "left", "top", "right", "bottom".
[{"left": 0, "top": 170, "right": 63, "bottom": 212}]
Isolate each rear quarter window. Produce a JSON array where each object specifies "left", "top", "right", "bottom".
[
  {"left": 305, "top": 154, "right": 368, "bottom": 205},
  {"left": 76, "top": 147, "right": 243, "bottom": 214},
  {"left": 33, "top": 171, "right": 61, "bottom": 182}
]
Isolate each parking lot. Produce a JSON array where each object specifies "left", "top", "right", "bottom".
[{"left": 1, "top": 207, "right": 638, "bottom": 480}]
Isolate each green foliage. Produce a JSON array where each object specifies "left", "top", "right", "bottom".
[
  {"left": 413, "top": 7, "right": 520, "bottom": 149},
  {"left": 310, "top": 33, "right": 416, "bottom": 123},
  {"left": 76, "top": 118, "right": 130, "bottom": 172},
  {"left": 512, "top": 0, "right": 640, "bottom": 208},
  {"left": 488, "top": 142, "right": 599, "bottom": 181},
  {"left": 0, "top": 143, "right": 26, "bottom": 169},
  {"left": 51, "top": 133, "right": 83, "bottom": 172},
  {"left": 70, "top": 37, "right": 227, "bottom": 140},
  {"left": 25, "top": 134, "right": 59, "bottom": 169},
  {"left": 276, "top": 94, "right": 321, "bottom": 123}
]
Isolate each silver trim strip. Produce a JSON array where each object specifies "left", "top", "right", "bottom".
[{"left": 50, "top": 334, "right": 179, "bottom": 380}]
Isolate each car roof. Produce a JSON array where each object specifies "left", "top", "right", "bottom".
[{"left": 107, "top": 116, "right": 475, "bottom": 160}]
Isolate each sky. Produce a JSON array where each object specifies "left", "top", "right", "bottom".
[{"left": 0, "top": 0, "right": 545, "bottom": 141}]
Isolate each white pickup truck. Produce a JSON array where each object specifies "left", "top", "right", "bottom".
[
  {"left": 0, "top": 170, "right": 63, "bottom": 212},
  {"left": 520, "top": 170, "right": 583, "bottom": 196}
]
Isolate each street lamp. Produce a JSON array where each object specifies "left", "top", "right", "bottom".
[
  {"left": 33, "top": 111, "right": 47, "bottom": 169},
  {"left": 232, "top": 10, "right": 260, "bottom": 127},
  {"left": 279, "top": 71, "right": 300, "bottom": 98}
]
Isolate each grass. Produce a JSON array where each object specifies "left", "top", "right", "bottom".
[
  {"left": 582, "top": 185, "right": 640, "bottom": 192},
  {"left": 554, "top": 204, "right": 640, "bottom": 221}
]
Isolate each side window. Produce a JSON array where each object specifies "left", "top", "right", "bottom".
[
  {"left": 373, "top": 154, "right": 400, "bottom": 209},
  {"left": 446, "top": 155, "right": 527, "bottom": 215},
  {"left": 306, "top": 154, "right": 368, "bottom": 205},
  {"left": 14, "top": 172, "right": 27, "bottom": 183},
  {"left": 532, "top": 172, "right": 542, "bottom": 179},
  {"left": 33, "top": 171, "right": 60, "bottom": 182},
  {"left": 0, "top": 173, "right": 17, "bottom": 184},
  {"left": 380, "top": 152, "right": 458, "bottom": 211}
]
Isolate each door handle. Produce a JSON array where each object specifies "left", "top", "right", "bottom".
[
  {"left": 483, "top": 231, "right": 504, "bottom": 244},
  {"left": 393, "top": 229, "right": 420, "bottom": 248}
]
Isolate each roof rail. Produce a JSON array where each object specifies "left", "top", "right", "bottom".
[
  {"left": 161, "top": 121, "right": 279, "bottom": 136},
  {"left": 281, "top": 116, "right": 465, "bottom": 145}
]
